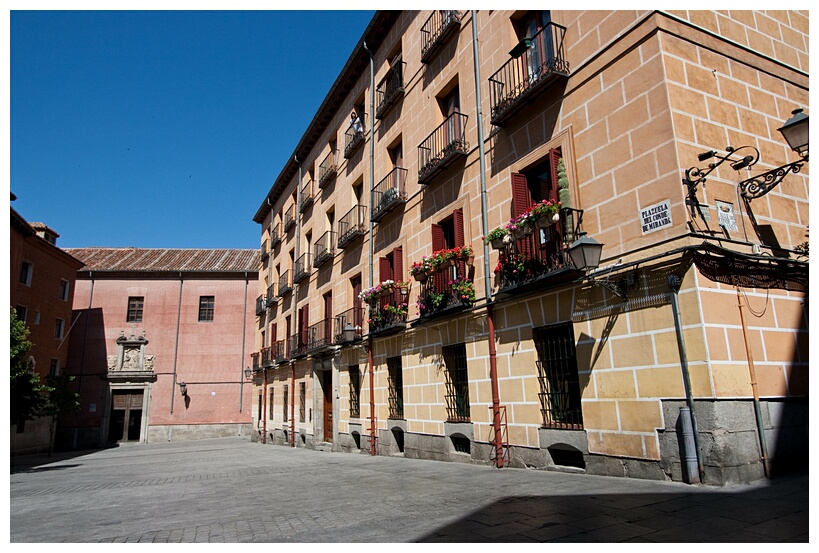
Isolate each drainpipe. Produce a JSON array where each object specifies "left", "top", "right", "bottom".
[
  {"left": 736, "top": 287, "right": 770, "bottom": 478},
  {"left": 170, "top": 272, "right": 183, "bottom": 415},
  {"left": 667, "top": 275, "right": 703, "bottom": 483},
  {"left": 290, "top": 365, "right": 296, "bottom": 447},
  {"left": 472, "top": 10, "right": 504, "bottom": 468},
  {"left": 364, "top": 40, "right": 377, "bottom": 457},
  {"left": 291, "top": 155, "right": 302, "bottom": 448}
]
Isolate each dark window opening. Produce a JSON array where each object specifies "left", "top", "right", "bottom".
[
  {"left": 299, "top": 382, "right": 306, "bottom": 423},
  {"left": 349, "top": 366, "right": 361, "bottom": 419},
  {"left": 198, "top": 296, "right": 215, "bottom": 322},
  {"left": 283, "top": 385, "right": 289, "bottom": 422},
  {"left": 387, "top": 356, "right": 404, "bottom": 419},
  {"left": 127, "top": 296, "right": 144, "bottom": 323},
  {"left": 442, "top": 343, "right": 470, "bottom": 422},
  {"left": 392, "top": 427, "right": 405, "bottom": 453},
  {"left": 548, "top": 445, "right": 585, "bottom": 469},
  {"left": 533, "top": 323, "right": 583, "bottom": 429},
  {"left": 451, "top": 434, "right": 471, "bottom": 454}
]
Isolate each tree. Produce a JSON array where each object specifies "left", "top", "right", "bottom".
[
  {"left": 42, "top": 373, "right": 81, "bottom": 456},
  {"left": 10, "top": 308, "right": 48, "bottom": 428}
]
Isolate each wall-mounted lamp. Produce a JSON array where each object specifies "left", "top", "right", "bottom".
[
  {"left": 682, "top": 145, "right": 760, "bottom": 217},
  {"left": 342, "top": 323, "right": 358, "bottom": 343},
  {"left": 739, "top": 108, "right": 809, "bottom": 200},
  {"left": 244, "top": 366, "right": 252, "bottom": 380},
  {"left": 178, "top": 382, "right": 187, "bottom": 397},
  {"left": 568, "top": 232, "right": 637, "bottom": 300}
]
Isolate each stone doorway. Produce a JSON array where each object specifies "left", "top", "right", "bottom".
[{"left": 108, "top": 390, "right": 144, "bottom": 443}]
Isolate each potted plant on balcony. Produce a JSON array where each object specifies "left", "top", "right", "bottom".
[
  {"left": 450, "top": 278, "right": 477, "bottom": 307},
  {"left": 531, "top": 199, "right": 561, "bottom": 227},
  {"left": 384, "top": 303, "right": 408, "bottom": 321},
  {"left": 359, "top": 285, "right": 382, "bottom": 304},
  {"left": 457, "top": 245, "right": 474, "bottom": 265},
  {"left": 411, "top": 259, "right": 433, "bottom": 281},
  {"left": 379, "top": 279, "right": 396, "bottom": 297},
  {"left": 483, "top": 227, "right": 508, "bottom": 250}
]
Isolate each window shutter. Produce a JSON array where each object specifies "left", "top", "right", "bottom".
[
  {"left": 511, "top": 172, "right": 532, "bottom": 217},
  {"left": 392, "top": 246, "right": 404, "bottom": 282},
  {"left": 453, "top": 209, "right": 465, "bottom": 247},
  {"left": 432, "top": 224, "right": 446, "bottom": 251},
  {"left": 379, "top": 257, "right": 392, "bottom": 283},
  {"left": 546, "top": 147, "right": 562, "bottom": 202}
]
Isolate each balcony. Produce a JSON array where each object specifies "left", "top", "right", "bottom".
[
  {"left": 371, "top": 167, "right": 407, "bottom": 222},
  {"left": 363, "top": 283, "right": 410, "bottom": 336},
  {"left": 488, "top": 22, "right": 569, "bottom": 127},
  {"left": 284, "top": 205, "right": 296, "bottom": 232},
  {"left": 421, "top": 10, "right": 461, "bottom": 63},
  {"left": 270, "top": 223, "right": 282, "bottom": 248},
  {"left": 260, "top": 240, "right": 269, "bottom": 261},
  {"left": 255, "top": 295, "right": 267, "bottom": 316},
  {"left": 494, "top": 208, "right": 584, "bottom": 298},
  {"left": 416, "top": 261, "right": 474, "bottom": 321},
  {"left": 375, "top": 55, "right": 405, "bottom": 120},
  {"left": 344, "top": 116, "right": 366, "bottom": 159},
  {"left": 418, "top": 112, "right": 469, "bottom": 185},
  {"left": 293, "top": 252, "right": 311, "bottom": 284},
  {"left": 251, "top": 351, "right": 261, "bottom": 371},
  {"left": 299, "top": 179, "right": 314, "bottom": 213},
  {"left": 290, "top": 332, "right": 308, "bottom": 359},
  {"left": 306, "top": 318, "right": 334, "bottom": 354},
  {"left": 337, "top": 205, "right": 367, "bottom": 249},
  {"left": 278, "top": 270, "right": 292, "bottom": 296},
  {"left": 266, "top": 283, "right": 278, "bottom": 306},
  {"left": 261, "top": 346, "right": 273, "bottom": 368},
  {"left": 318, "top": 150, "right": 338, "bottom": 189},
  {"left": 274, "top": 339, "right": 290, "bottom": 364},
  {"left": 313, "top": 231, "right": 336, "bottom": 268},
  {"left": 333, "top": 307, "right": 365, "bottom": 345}
]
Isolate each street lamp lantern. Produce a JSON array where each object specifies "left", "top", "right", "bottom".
[
  {"left": 567, "top": 232, "right": 603, "bottom": 272},
  {"left": 244, "top": 366, "right": 252, "bottom": 380},
  {"left": 778, "top": 108, "right": 809, "bottom": 157},
  {"left": 342, "top": 323, "right": 357, "bottom": 343}
]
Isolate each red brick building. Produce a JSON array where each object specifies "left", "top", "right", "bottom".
[
  {"left": 10, "top": 204, "right": 85, "bottom": 455},
  {"left": 60, "top": 248, "right": 259, "bottom": 449}
]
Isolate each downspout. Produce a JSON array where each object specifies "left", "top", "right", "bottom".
[
  {"left": 291, "top": 155, "right": 302, "bottom": 448},
  {"left": 472, "top": 10, "right": 504, "bottom": 468},
  {"left": 170, "top": 272, "right": 183, "bottom": 415},
  {"left": 667, "top": 275, "right": 703, "bottom": 483},
  {"left": 736, "top": 287, "right": 770, "bottom": 478},
  {"left": 364, "top": 40, "right": 377, "bottom": 456}
]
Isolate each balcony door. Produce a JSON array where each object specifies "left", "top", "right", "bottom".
[
  {"left": 516, "top": 11, "right": 553, "bottom": 81},
  {"left": 440, "top": 87, "right": 461, "bottom": 148}
]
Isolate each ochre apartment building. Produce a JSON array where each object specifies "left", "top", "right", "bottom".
[
  {"left": 250, "top": 10, "right": 808, "bottom": 485},
  {"left": 60, "top": 248, "right": 258, "bottom": 449}
]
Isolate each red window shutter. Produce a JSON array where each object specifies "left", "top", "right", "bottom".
[
  {"left": 379, "top": 257, "right": 392, "bottom": 283},
  {"left": 511, "top": 172, "right": 532, "bottom": 217},
  {"left": 453, "top": 208, "right": 465, "bottom": 247},
  {"left": 392, "top": 246, "right": 404, "bottom": 282},
  {"left": 432, "top": 224, "right": 446, "bottom": 251},
  {"left": 271, "top": 323, "right": 277, "bottom": 343}
]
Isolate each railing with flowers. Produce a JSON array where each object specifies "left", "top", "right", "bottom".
[
  {"left": 318, "top": 150, "right": 338, "bottom": 189},
  {"left": 411, "top": 246, "right": 476, "bottom": 319},
  {"left": 359, "top": 281, "right": 410, "bottom": 335},
  {"left": 489, "top": 22, "right": 569, "bottom": 126},
  {"left": 337, "top": 204, "right": 367, "bottom": 248},
  {"left": 488, "top": 207, "right": 584, "bottom": 293}
]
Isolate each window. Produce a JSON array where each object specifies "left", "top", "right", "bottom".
[
  {"left": 59, "top": 279, "right": 70, "bottom": 301},
  {"left": 515, "top": 11, "right": 553, "bottom": 82},
  {"left": 257, "top": 393, "right": 263, "bottom": 423},
  {"left": 387, "top": 356, "right": 403, "bottom": 419},
  {"left": 299, "top": 382, "right": 306, "bottom": 423},
  {"left": 19, "top": 261, "right": 33, "bottom": 286},
  {"left": 15, "top": 305, "right": 27, "bottom": 324},
  {"left": 269, "top": 388, "right": 275, "bottom": 421},
  {"left": 127, "top": 297, "right": 144, "bottom": 323},
  {"left": 55, "top": 318, "right": 65, "bottom": 340},
  {"left": 442, "top": 343, "right": 470, "bottom": 422},
  {"left": 533, "top": 323, "right": 583, "bottom": 429},
  {"left": 49, "top": 359, "right": 60, "bottom": 377},
  {"left": 348, "top": 365, "right": 361, "bottom": 418},
  {"left": 198, "top": 296, "right": 215, "bottom": 322},
  {"left": 34, "top": 310, "right": 40, "bottom": 325},
  {"left": 283, "top": 385, "right": 289, "bottom": 422}
]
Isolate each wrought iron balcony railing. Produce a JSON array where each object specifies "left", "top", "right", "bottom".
[
  {"left": 371, "top": 167, "right": 407, "bottom": 222},
  {"left": 337, "top": 205, "right": 367, "bottom": 249},
  {"left": 290, "top": 332, "right": 308, "bottom": 359},
  {"left": 489, "top": 22, "right": 569, "bottom": 126},
  {"left": 344, "top": 116, "right": 366, "bottom": 159},
  {"left": 284, "top": 205, "right": 296, "bottom": 231},
  {"left": 418, "top": 112, "right": 469, "bottom": 184},
  {"left": 318, "top": 150, "right": 338, "bottom": 189},
  {"left": 260, "top": 240, "right": 269, "bottom": 261},
  {"left": 416, "top": 262, "right": 474, "bottom": 320},
  {"left": 299, "top": 179, "right": 314, "bottom": 213},
  {"left": 495, "top": 208, "right": 584, "bottom": 295},
  {"left": 376, "top": 55, "right": 405, "bottom": 119},
  {"left": 306, "top": 318, "right": 334, "bottom": 354},
  {"left": 261, "top": 346, "right": 273, "bottom": 368},
  {"left": 255, "top": 295, "right": 267, "bottom": 316},
  {"left": 270, "top": 223, "right": 282, "bottom": 248},
  {"left": 421, "top": 10, "right": 461, "bottom": 63},
  {"left": 274, "top": 338, "right": 290, "bottom": 364},
  {"left": 278, "top": 270, "right": 292, "bottom": 296},
  {"left": 366, "top": 283, "right": 410, "bottom": 336},
  {"left": 333, "top": 306, "right": 365, "bottom": 344},
  {"left": 313, "top": 230, "right": 336, "bottom": 268},
  {"left": 251, "top": 351, "right": 261, "bottom": 371},
  {"left": 266, "top": 283, "right": 278, "bottom": 306},
  {"left": 293, "top": 253, "right": 311, "bottom": 284}
]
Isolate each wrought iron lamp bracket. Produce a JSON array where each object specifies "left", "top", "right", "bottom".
[
  {"left": 586, "top": 271, "right": 638, "bottom": 301},
  {"left": 738, "top": 156, "right": 808, "bottom": 200},
  {"left": 682, "top": 145, "right": 759, "bottom": 217}
]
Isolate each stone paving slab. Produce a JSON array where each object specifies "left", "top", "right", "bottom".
[{"left": 9, "top": 437, "right": 808, "bottom": 543}]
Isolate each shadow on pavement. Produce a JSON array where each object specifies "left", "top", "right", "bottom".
[{"left": 10, "top": 444, "right": 120, "bottom": 475}]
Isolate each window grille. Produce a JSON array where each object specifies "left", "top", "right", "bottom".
[
  {"left": 299, "top": 382, "right": 306, "bottom": 423},
  {"left": 533, "top": 323, "right": 583, "bottom": 428},
  {"left": 348, "top": 366, "right": 361, "bottom": 418},
  {"left": 283, "top": 385, "right": 289, "bottom": 422},
  {"left": 442, "top": 343, "right": 470, "bottom": 422},
  {"left": 387, "top": 356, "right": 403, "bottom": 419}
]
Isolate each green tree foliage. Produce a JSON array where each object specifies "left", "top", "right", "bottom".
[
  {"left": 43, "top": 373, "right": 82, "bottom": 456},
  {"left": 10, "top": 308, "right": 48, "bottom": 425}
]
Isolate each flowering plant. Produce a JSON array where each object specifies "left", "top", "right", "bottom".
[
  {"left": 410, "top": 258, "right": 434, "bottom": 277},
  {"left": 450, "top": 278, "right": 476, "bottom": 305},
  {"left": 384, "top": 303, "right": 408, "bottom": 318},
  {"left": 531, "top": 199, "right": 560, "bottom": 221},
  {"left": 484, "top": 227, "right": 508, "bottom": 242},
  {"left": 416, "top": 291, "right": 446, "bottom": 314}
]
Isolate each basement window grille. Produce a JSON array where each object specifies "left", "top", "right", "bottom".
[
  {"left": 299, "top": 382, "right": 306, "bottom": 423},
  {"left": 387, "top": 356, "right": 404, "bottom": 419},
  {"left": 442, "top": 343, "right": 470, "bottom": 422},
  {"left": 349, "top": 366, "right": 361, "bottom": 419},
  {"left": 533, "top": 323, "right": 583, "bottom": 429}
]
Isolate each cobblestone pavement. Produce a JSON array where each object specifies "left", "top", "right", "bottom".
[{"left": 9, "top": 437, "right": 808, "bottom": 543}]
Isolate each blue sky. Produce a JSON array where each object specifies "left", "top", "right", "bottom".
[{"left": 10, "top": 9, "right": 375, "bottom": 249}]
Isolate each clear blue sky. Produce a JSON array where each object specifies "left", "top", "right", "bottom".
[{"left": 10, "top": 9, "right": 375, "bottom": 249}]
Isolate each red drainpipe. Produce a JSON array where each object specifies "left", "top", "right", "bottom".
[
  {"left": 290, "top": 364, "right": 296, "bottom": 447},
  {"left": 368, "top": 338, "right": 376, "bottom": 456},
  {"left": 487, "top": 304, "right": 503, "bottom": 467}
]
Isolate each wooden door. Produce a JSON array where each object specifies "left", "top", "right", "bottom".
[
  {"left": 322, "top": 371, "right": 333, "bottom": 442},
  {"left": 108, "top": 391, "right": 143, "bottom": 443}
]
